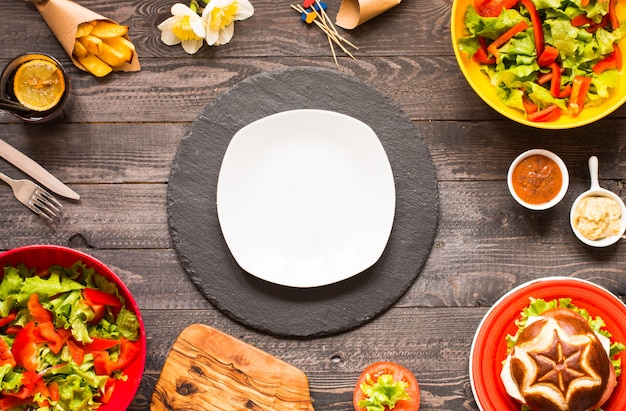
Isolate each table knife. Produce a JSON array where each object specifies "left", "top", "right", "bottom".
[{"left": 0, "top": 139, "right": 80, "bottom": 200}]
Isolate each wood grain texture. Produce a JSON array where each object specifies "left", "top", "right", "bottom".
[
  {"left": 150, "top": 324, "right": 314, "bottom": 411},
  {"left": 2, "top": 0, "right": 626, "bottom": 409}
]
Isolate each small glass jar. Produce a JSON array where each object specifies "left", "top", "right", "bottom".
[{"left": 0, "top": 52, "right": 71, "bottom": 123}]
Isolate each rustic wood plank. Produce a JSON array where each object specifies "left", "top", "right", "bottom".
[{"left": 132, "top": 307, "right": 486, "bottom": 411}]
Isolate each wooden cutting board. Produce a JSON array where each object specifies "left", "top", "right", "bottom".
[{"left": 150, "top": 324, "right": 315, "bottom": 411}]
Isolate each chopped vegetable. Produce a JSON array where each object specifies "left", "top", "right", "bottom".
[
  {"left": 0, "top": 261, "right": 142, "bottom": 411},
  {"left": 458, "top": 0, "right": 626, "bottom": 122},
  {"left": 353, "top": 362, "right": 420, "bottom": 411}
]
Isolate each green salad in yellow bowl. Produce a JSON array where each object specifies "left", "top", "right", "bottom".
[{"left": 452, "top": 0, "right": 626, "bottom": 128}]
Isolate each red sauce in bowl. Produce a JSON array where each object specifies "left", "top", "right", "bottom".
[{"left": 511, "top": 154, "right": 562, "bottom": 205}]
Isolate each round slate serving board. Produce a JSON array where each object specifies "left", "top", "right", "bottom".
[{"left": 167, "top": 67, "right": 438, "bottom": 337}]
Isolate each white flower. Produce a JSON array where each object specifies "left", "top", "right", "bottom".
[
  {"left": 158, "top": 3, "right": 207, "bottom": 54},
  {"left": 202, "top": 0, "right": 254, "bottom": 46}
]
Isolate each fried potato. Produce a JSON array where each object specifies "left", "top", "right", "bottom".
[
  {"left": 77, "top": 53, "right": 113, "bottom": 78},
  {"left": 97, "top": 42, "right": 128, "bottom": 68},
  {"left": 73, "top": 40, "right": 89, "bottom": 59},
  {"left": 90, "top": 21, "right": 129, "bottom": 38},
  {"left": 78, "top": 35, "right": 103, "bottom": 55},
  {"left": 75, "top": 21, "right": 94, "bottom": 38},
  {"left": 102, "top": 37, "right": 134, "bottom": 63}
]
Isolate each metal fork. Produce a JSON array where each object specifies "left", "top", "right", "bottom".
[{"left": 0, "top": 171, "right": 62, "bottom": 221}]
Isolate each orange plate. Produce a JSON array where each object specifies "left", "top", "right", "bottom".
[
  {"left": 470, "top": 277, "right": 626, "bottom": 410},
  {"left": 451, "top": 0, "right": 626, "bottom": 129}
]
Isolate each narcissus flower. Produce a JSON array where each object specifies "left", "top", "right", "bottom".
[
  {"left": 202, "top": 0, "right": 254, "bottom": 46},
  {"left": 158, "top": 3, "right": 207, "bottom": 54}
]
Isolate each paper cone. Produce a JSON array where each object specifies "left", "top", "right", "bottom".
[
  {"left": 33, "top": 0, "right": 140, "bottom": 73},
  {"left": 336, "top": 0, "right": 401, "bottom": 30}
]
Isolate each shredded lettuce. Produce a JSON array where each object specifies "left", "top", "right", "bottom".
[
  {"left": 459, "top": 0, "right": 626, "bottom": 116},
  {"left": 357, "top": 373, "right": 411, "bottom": 411}
]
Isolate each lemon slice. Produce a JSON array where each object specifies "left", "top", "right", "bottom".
[{"left": 13, "top": 59, "right": 66, "bottom": 112}]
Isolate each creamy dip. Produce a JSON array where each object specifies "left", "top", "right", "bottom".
[{"left": 572, "top": 196, "right": 622, "bottom": 241}]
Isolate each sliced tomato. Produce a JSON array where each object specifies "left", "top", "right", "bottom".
[{"left": 353, "top": 362, "right": 420, "bottom": 411}]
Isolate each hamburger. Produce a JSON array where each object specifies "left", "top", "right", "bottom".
[{"left": 500, "top": 298, "right": 625, "bottom": 411}]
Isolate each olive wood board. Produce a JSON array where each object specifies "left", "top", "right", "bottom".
[{"left": 150, "top": 324, "right": 315, "bottom": 411}]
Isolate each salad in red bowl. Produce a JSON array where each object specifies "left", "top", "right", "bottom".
[{"left": 0, "top": 245, "right": 146, "bottom": 411}]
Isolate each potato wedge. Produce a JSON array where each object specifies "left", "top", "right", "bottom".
[
  {"left": 72, "top": 40, "right": 89, "bottom": 58},
  {"left": 75, "top": 21, "right": 94, "bottom": 38},
  {"left": 78, "top": 35, "right": 103, "bottom": 55},
  {"left": 97, "top": 42, "right": 128, "bottom": 68},
  {"left": 90, "top": 20, "right": 129, "bottom": 38},
  {"left": 77, "top": 53, "right": 113, "bottom": 77},
  {"left": 102, "top": 37, "right": 134, "bottom": 63}
]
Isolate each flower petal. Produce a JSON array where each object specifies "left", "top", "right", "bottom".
[
  {"left": 182, "top": 38, "right": 204, "bottom": 54},
  {"left": 161, "top": 30, "right": 182, "bottom": 46},
  {"left": 217, "top": 24, "right": 235, "bottom": 45},
  {"left": 236, "top": 0, "right": 254, "bottom": 20},
  {"left": 171, "top": 3, "right": 195, "bottom": 16},
  {"left": 190, "top": 15, "right": 207, "bottom": 38},
  {"left": 205, "top": 27, "right": 220, "bottom": 45},
  {"left": 157, "top": 16, "right": 177, "bottom": 31}
]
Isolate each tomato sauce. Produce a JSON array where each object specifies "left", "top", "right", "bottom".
[{"left": 511, "top": 154, "right": 562, "bottom": 204}]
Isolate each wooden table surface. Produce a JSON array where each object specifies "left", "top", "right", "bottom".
[{"left": 2, "top": 0, "right": 626, "bottom": 410}]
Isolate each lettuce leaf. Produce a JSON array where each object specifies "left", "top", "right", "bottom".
[{"left": 357, "top": 374, "right": 411, "bottom": 411}]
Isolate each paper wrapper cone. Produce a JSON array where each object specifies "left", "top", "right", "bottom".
[
  {"left": 33, "top": 0, "right": 140, "bottom": 73},
  {"left": 336, "top": 0, "right": 402, "bottom": 29}
]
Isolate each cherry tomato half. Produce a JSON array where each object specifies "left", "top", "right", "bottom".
[{"left": 353, "top": 361, "right": 420, "bottom": 411}]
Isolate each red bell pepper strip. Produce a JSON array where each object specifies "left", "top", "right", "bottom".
[
  {"left": 66, "top": 338, "right": 85, "bottom": 365},
  {"left": 100, "top": 379, "right": 116, "bottom": 404},
  {"left": 82, "top": 337, "right": 121, "bottom": 353},
  {"left": 521, "top": 0, "right": 544, "bottom": 58},
  {"left": 537, "top": 45, "right": 558, "bottom": 67},
  {"left": 593, "top": 51, "right": 617, "bottom": 73},
  {"left": 581, "top": 0, "right": 590, "bottom": 5},
  {"left": 609, "top": 0, "right": 619, "bottom": 29},
  {"left": 569, "top": 76, "right": 593, "bottom": 116},
  {"left": 0, "top": 338, "right": 15, "bottom": 368},
  {"left": 474, "top": 37, "right": 497, "bottom": 64},
  {"left": 93, "top": 338, "right": 140, "bottom": 375},
  {"left": 475, "top": 0, "right": 519, "bottom": 17},
  {"left": 27, "top": 294, "right": 52, "bottom": 324},
  {"left": 548, "top": 62, "right": 563, "bottom": 97},
  {"left": 0, "top": 312, "right": 16, "bottom": 328},
  {"left": 37, "top": 321, "right": 65, "bottom": 354},
  {"left": 615, "top": 44, "right": 622, "bottom": 70},
  {"left": 527, "top": 104, "right": 562, "bottom": 122},
  {"left": 571, "top": 14, "right": 594, "bottom": 27},
  {"left": 83, "top": 288, "right": 123, "bottom": 308},
  {"left": 522, "top": 94, "right": 538, "bottom": 114},
  {"left": 487, "top": 21, "right": 530, "bottom": 60},
  {"left": 11, "top": 322, "right": 39, "bottom": 372},
  {"left": 558, "top": 83, "right": 572, "bottom": 98},
  {"left": 0, "top": 396, "right": 31, "bottom": 411}
]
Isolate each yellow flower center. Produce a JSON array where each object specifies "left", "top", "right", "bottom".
[
  {"left": 172, "top": 15, "right": 202, "bottom": 41},
  {"left": 208, "top": 1, "right": 239, "bottom": 31}
]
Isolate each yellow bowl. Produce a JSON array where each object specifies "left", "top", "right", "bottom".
[{"left": 451, "top": 0, "right": 626, "bottom": 129}]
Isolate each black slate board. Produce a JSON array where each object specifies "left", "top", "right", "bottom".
[{"left": 167, "top": 67, "right": 439, "bottom": 337}]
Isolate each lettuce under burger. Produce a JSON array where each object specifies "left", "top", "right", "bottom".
[{"left": 500, "top": 297, "right": 626, "bottom": 411}]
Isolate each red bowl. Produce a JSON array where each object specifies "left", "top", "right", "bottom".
[
  {"left": 0, "top": 245, "right": 146, "bottom": 411},
  {"left": 470, "top": 277, "right": 626, "bottom": 411}
]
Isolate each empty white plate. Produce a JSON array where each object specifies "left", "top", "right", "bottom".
[{"left": 216, "top": 109, "right": 396, "bottom": 288}]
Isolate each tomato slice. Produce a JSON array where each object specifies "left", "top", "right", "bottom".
[{"left": 353, "top": 362, "right": 420, "bottom": 411}]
